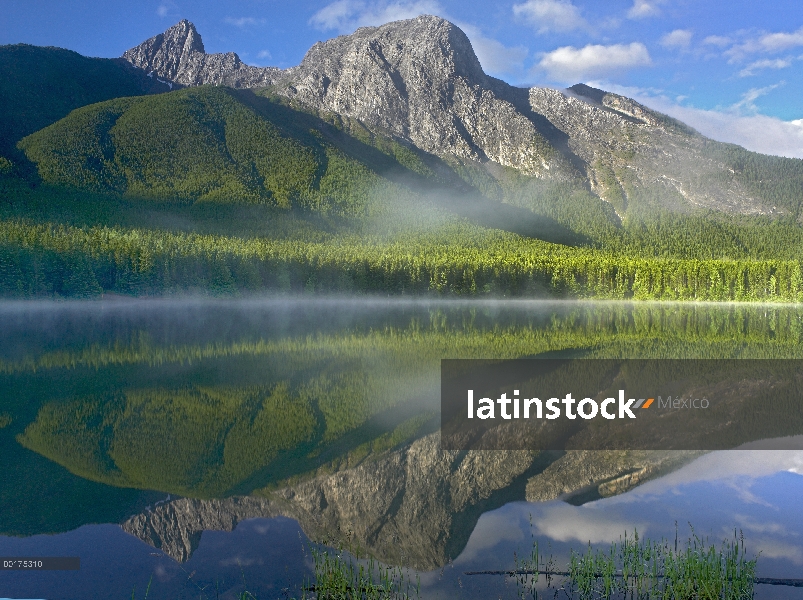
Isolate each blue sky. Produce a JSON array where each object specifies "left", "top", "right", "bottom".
[{"left": 2, "top": 0, "right": 803, "bottom": 157}]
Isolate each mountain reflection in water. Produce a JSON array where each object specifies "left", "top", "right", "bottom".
[{"left": 0, "top": 298, "right": 802, "bottom": 599}]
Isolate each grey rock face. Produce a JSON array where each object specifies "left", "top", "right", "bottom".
[
  {"left": 276, "top": 16, "right": 573, "bottom": 178},
  {"left": 123, "top": 434, "right": 539, "bottom": 569},
  {"left": 122, "top": 20, "right": 284, "bottom": 88},
  {"left": 121, "top": 17, "right": 577, "bottom": 180},
  {"left": 121, "top": 17, "right": 779, "bottom": 215},
  {"left": 121, "top": 433, "right": 700, "bottom": 569},
  {"left": 530, "top": 85, "right": 774, "bottom": 215}
]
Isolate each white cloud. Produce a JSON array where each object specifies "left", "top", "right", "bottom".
[
  {"left": 533, "top": 504, "right": 649, "bottom": 544},
  {"left": 156, "top": 3, "right": 178, "bottom": 18},
  {"left": 538, "top": 42, "right": 652, "bottom": 82},
  {"left": 604, "top": 449, "right": 803, "bottom": 496},
  {"left": 309, "top": 0, "right": 442, "bottom": 32},
  {"left": 309, "top": 0, "right": 367, "bottom": 31},
  {"left": 702, "top": 35, "right": 731, "bottom": 47},
  {"left": 731, "top": 82, "right": 785, "bottom": 112},
  {"left": 756, "top": 27, "right": 803, "bottom": 53},
  {"left": 512, "top": 0, "right": 587, "bottom": 34},
  {"left": 750, "top": 538, "right": 803, "bottom": 565},
  {"left": 592, "top": 83, "right": 803, "bottom": 159},
  {"left": 627, "top": 0, "right": 666, "bottom": 19},
  {"left": 660, "top": 29, "right": 692, "bottom": 50},
  {"left": 459, "top": 23, "right": 528, "bottom": 76},
  {"left": 726, "top": 27, "right": 803, "bottom": 62},
  {"left": 733, "top": 514, "right": 790, "bottom": 537},
  {"left": 456, "top": 510, "right": 525, "bottom": 563},
  {"left": 257, "top": 50, "right": 272, "bottom": 59},
  {"left": 224, "top": 17, "right": 265, "bottom": 28},
  {"left": 738, "top": 58, "right": 792, "bottom": 77}
]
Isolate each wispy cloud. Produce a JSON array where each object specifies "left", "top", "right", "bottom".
[
  {"left": 455, "top": 510, "right": 525, "bottom": 563},
  {"left": 538, "top": 42, "right": 652, "bottom": 82},
  {"left": 749, "top": 538, "right": 803, "bottom": 565},
  {"left": 754, "top": 27, "right": 803, "bottom": 52},
  {"left": 726, "top": 27, "right": 803, "bottom": 62},
  {"left": 702, "top": 35, "right": 731, "bottom": 47},
  {"left": 512, "top": 0, "right": 587, "bottom": 34},
  {"left": 738, "top": 58, "right": 793, "bottom": 77},
  {"left": 224, "top": 17, "right": 266, "bottom": 28},
  {"left": 602, "top": 449, "right": 803, "bottom": 497},
  {"left": 660, "top": 29, "right": 692, "bottom": 50},
  {"left": 593, "top": 83, "right": 803, "bottom": 158},
  {"left": 459, "top": 22, "right": 528, "bottom": 76},
  {"left": 156, "top": 2, "right": 178, "bottom": 18},
  {"left": 257, "top": 50, "right": 272, "bottom": 60},
  {"left": 627, "top": 0, "right": 667, "bottom": 20},
  {"left": 533, "top": 504, "right": 649, "bottom": 544},
  {"left": 732, "top": 82, "right": 785, "bottom": 112},
  {"left": 733, "top": 514, "right": 791, "bottom": 537}
]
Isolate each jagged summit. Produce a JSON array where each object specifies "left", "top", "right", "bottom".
[
  {"left": 296, "top": 15, "right": 487, "bottom": 88},
  {"left": 119, "top": 17, "right": 778, "bottom": 214},
  {"left": 273, "top": 14, "right": 560, "bottom": 172},
  {"left": 121, "top": 16, "right": 571, "bottom": 177},
  {"left": 123, "top": 19, "right": 283, "bottom": 88}
]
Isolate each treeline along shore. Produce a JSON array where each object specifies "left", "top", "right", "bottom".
[{"left": 1, "top": 218, "right": 801, "bottom": 300}]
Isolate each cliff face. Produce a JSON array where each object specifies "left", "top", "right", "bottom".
[
  {"left": 528, "top": 85, "right": 770, "bottom": 214},
  {"left": 273, "top": 16, "right": 575, "bottom": 179},
  {"left": 120, "top": 17, "right": 780, "bottom": 215},
  {"left": 122, "top": 20, "right": 285, "bottom": 88},
  {"left": 122, "top": 17, "right": 575, "bottom": 180},
  {"left": 121, "top": 433, "right": 701, "bottom": 569}
]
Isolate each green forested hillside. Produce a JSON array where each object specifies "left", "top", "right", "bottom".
[
  {"left": 0, "top": 44, "right": 166, "bottom": 167},
  {"left": 3, "top": 80, "right": 803, "bottom": 300},
  {"left": 703, "top": 141, "right": 803, "bottom": 216},
  {"left": 18, "top": 86, "right": 432, "bottom": 215}
]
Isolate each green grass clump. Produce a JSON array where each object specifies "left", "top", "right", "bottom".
[
  {"left": 303, "top": 534, "right": 420, "bottom": 600},
  {"left": 513, "top": 527, "right": 756, "bottom": 600}
]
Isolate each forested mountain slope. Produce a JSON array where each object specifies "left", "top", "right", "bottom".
[
  {"left": 1, "top": 17, "right": 803, "bottom": 299},
  {"left": 121, "top": 17, "right": 803, "bottom": 218},
  {"left": 0, "top": 44, "right": 170, "bottom": 168}
]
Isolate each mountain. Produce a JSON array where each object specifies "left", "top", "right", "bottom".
[
  {"left": 0, "top": 44, "right": 171, "bottom": 166},
  {"left": 122, "top": 19, "right": 284, "bottom": 88},
  {"left": 17, "top": 87, "right": 353, "bottom": 207},
  {"left": 121, "top": 433, "right": 701, "bottom": 568},
  {"left": 120, "top": 16, "right": 803, "bottom": 218},
  {"left": 3, "top": 17, "right": 803, "bottom": 300},
  {"left": 15, "top": 78, "right": 607, "bottom": 244}
]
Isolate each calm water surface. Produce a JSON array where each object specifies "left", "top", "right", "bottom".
[{"left": 1, "top": 298, "right": 802, "bottom": 599}]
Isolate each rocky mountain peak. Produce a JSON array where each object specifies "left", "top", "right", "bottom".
[
  {"left": 122, "top": 19, "right": 282, "bottom": 88},
  {"left": 119, "top": 17, "right": 776, "bottom": 215},
  {"left": 122, "top": 19, "right": 204, "bottom": 81},
  {"left": 168, "top": 19, "right": 206, "bottom": 54},
  {"left": 297, "top": 15, "right": 486, "bottom": 88},
  {"left": 275, "top": 15, "right": 572, "bottom": 176}
]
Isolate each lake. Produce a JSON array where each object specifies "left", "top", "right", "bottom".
[{"left": 1, "top": 298, "right": 802, "bottom": 599}]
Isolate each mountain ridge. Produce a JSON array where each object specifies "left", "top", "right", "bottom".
[
  {"left": 119, "top": 16, "right": 801, "bottom": 217},
  {"left": 122, "top": 19, "right": 285, "bottom": 88},
  {"left": 0, "top": 43, "right": 171, "bottom": 166},
  {"left": 3, "top": 16, "right": 803, "bottom": 301}
]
